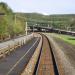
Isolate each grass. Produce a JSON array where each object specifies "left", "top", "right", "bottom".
[{"left": 50, "top": 33, "right": 75, "bottom": 45}]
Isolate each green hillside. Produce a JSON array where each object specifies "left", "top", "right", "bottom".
[{"left": 16, "top": 13, "right": 75, "bottom": 31}]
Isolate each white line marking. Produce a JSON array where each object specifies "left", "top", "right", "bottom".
[{"left": 6, "top": 38, "right": 39, "bottom": 75}]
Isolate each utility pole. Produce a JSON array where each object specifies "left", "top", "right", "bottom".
[
  {"left": 15, "top": 16, "right": 28, "bottom": 36},
  {"left": 13, "top": 14, "right": 16, "bottom": 38},
  {"left": 25, "top": 21, "right": 27, "bottom": 36},
  {"left": 48, "top": 24, "right": 49, "bottom": 27},
  {"left": 15, "top": 14, "right": 16, "bottom": 25},
  {"left": 33, "top": 24, "right": 34, "bottom": 33}
]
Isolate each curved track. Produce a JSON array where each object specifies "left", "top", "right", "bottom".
[{"left": 35, "top": 34, "right": 59, "bottom": 75}]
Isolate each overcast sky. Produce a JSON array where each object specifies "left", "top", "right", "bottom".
[{"left": 0, "top": 0, "right": 75, "bottom": 15}]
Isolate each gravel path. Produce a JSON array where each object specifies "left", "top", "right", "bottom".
[{"left": 52, "top": 36, "right": 75, "bottom": 68}]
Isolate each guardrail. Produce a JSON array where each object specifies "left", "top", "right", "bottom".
[
  {"left": 21, "top": 33, "right": 42, "bottom": 75},
  {"left": 0, "top": 33, "right": 34, "bottom": 58}
]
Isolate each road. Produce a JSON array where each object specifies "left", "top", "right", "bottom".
[{"left": 0, "top": 37, "right": 40, "bottom": 75}]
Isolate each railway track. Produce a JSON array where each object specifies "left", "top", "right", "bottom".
[
  {"left": 34, "top": 34, "right": 59, "bottom": 75},
  {"left": 0, "top": 33, "right": 64, "bottom": 75}
]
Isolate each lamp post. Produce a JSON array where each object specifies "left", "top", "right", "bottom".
[
  {"left": 15, "top": 14, "right": 16, "bottom": 26},
  {"left": 32, "top": 24, "right": 34, "bottom": 37}
]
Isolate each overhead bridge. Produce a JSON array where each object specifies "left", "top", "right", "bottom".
[
  {"left": 29, "top": 26, "right": 75, "bottom": 36},
  {"left": 29, "top": 26, "right": 53, "bottom": 32}
]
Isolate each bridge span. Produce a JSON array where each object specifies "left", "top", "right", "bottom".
[{"left": 29, "top": 25, "right": 75, "bottom": 36}]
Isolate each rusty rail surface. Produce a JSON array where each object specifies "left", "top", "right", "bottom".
[
  {"left": 36, "top": 34, "right": 57, "bottom": 75},
  {"left": 45, "top": 33, "right": 67, "bottom": 75}
]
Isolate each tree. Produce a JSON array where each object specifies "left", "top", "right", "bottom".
[{"left": 0, "top": 2, "right": 13, "bottom": 40}]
